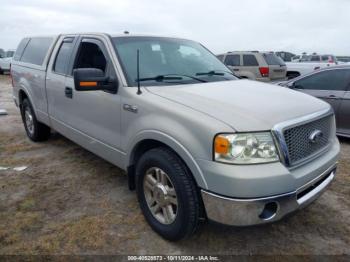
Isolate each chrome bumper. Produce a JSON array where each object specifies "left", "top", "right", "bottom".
[{"left": 201, "top": 164, "right": 337, "bottom": 226}]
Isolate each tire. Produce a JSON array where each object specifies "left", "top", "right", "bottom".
[
  {"left": 136, "top": 147, "right": 200, "bottom": 241},
  {"left": 20, "top": 98, "right": 51, "bottom": 141}
]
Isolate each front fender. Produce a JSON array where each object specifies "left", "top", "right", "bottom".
[{"left": 126, "top": 130, "right": 209, "bottom": 189}]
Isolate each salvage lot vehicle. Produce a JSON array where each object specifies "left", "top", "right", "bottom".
[
  {"left": 11, "top": 33, "right": 339, "bottom": 241},
  {"left": 275, "top": 51, "right": 296, "bottom": 62},
  {"left": 285, "top": 61, "right": 333, "bottom": 79},
  {"left": 0, "top": 49, "right": 15, "bottom": 74},
  {"left": 217, "top": 51, "right": 287, "bottom": 82},
  {"left": 303, "top": 54, "right": 338, "bottom": 64},
  {"left": 279, "top": 66, "right": 350, "bottom": 137}
]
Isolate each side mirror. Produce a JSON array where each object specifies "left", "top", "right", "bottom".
[{"left": 73, "top": 68, "right": 118, "bottom": 93}]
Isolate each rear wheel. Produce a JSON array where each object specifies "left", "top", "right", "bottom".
[
  {"left": 136, "top": 147, "right": 200, "bottom": 241},
  {"left": 20, "top": 98, "right": 51, "bottom": 141}
]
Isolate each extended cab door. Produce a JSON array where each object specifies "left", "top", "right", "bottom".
[
  {"left": 46, "top": 36, "right": 78, "bottom": 122},
  {"left": 47, "top": 35, "right": 123, "bottom": 166}
]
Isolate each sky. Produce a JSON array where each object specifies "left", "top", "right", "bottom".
[{"left": 0, "top": 0, "right": 349, "bottom": 55}]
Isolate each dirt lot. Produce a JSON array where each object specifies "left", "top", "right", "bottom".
[{"left": 0, "top": 74, "right": 349, "bottom": 256}]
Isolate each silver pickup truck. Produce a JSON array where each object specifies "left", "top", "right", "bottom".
[{"left": 11, "top": 33, "right": 339, "bottom": 241}]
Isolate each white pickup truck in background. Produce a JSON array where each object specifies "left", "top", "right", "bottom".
[{"left": 285, "top": 62, "right": 335, "bottom": 79}]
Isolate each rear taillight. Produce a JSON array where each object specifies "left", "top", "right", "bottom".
[
  {"left": 259, "top": 67, "right": 269, "bottom": 77},
  {"left": 10, "top": 64, "right": 14, "bottom": 87}
]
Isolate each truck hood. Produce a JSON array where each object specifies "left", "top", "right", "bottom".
[{"left": 146, "top": 79, "right": 330, "bottom": 131}]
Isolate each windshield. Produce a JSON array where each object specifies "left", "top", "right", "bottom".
[{"left": 112, "top": 37, "right": 237, "bottom": 86}]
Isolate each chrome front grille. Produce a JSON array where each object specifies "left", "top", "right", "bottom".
[{"left": 283, "top": 115, "right": 332, "bottom": 166}]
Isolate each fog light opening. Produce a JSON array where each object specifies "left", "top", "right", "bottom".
[{"left": 259, "top": 202, "right": 278, "bottom": 220}]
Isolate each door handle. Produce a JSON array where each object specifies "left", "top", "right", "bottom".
[
  {"left": 65, "top": 87, "right": 73, "bottom": 99},
  {"left": 233, "top": 68, "right": 239, "bottom": 71}
]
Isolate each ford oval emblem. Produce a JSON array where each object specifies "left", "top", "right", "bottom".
[{"left": 309, "top": 130, "right": 323, "bottom": 144}]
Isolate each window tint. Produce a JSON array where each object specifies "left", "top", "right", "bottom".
[
  {"left": 53, "top": 38, "right": 75, "bottom": 75},
  {"left": 263, "top": 53, "right": 285, "bottom": 66},
  {"left": 224, "top": 55, "right": 240, "bottom": 66},
  {"left": 300, "top": 55, "right": 309, "bottom": 62},
  {"left": 74, "top": 41, "right": 107, "bottom": 73},
  {"left": 13, "top": 38, "right": 30, "bottom": 61},
  {"left": 321, "top": 55, "right": 329, "bottom": 61},
  {"left": 20, "top": 37, "right": 53, "bottom": 66},
  {"left": 243, "top": 55, "right": 258, "bottom": 66},
  {"left": 216, "top": 55, "right": 224, "bottom": 61},
  {"left": 294, "top": 69, "right": 350, "bottom": 91},
  {"left": 310, "top": 56, "right": 320, "bottom": 62}
]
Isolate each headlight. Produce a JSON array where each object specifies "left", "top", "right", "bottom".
[{"left": 214, "top": 132, "right": 279, "bottom": 164}]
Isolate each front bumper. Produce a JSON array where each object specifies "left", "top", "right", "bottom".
[{"left": 201, "top": 163, "right": 336, "bottom": 226}]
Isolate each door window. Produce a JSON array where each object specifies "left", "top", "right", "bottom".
[
  {"left": 321, "top": 55, "right": 329, "bottom": 61},
  {"left": 224, "top": 55, "right": 240, "bottom": 66},
  {"left": 243, "top": 55, "right": 258, "bottom": 66},
  {"left": 310, "top": 56, "right": 320, "bottom": 62},
  {"left": 73, "top": 41, "right": 107, "bottom": 74},
  {"left": 294, "top": 69, "right": 350, "bottom": 91}
]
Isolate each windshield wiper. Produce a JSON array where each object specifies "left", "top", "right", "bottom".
[
  {"left": 196, "top": 70, "right": 234, "bottom": 77},
  {"left": 137, "top": 74, "right": 207, "bottom": 83}
]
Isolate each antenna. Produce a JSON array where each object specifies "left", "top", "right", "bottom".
[{"left": 136, "top": 49, "right": 142, "bottom": 95}]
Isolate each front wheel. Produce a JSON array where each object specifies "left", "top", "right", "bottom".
[{"left": 136, "top": 147, "right": 200, "bottom": 241}]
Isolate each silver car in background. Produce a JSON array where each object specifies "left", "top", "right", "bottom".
[{"left": 279, "top": 65, "right": 350, "bottom": 137}]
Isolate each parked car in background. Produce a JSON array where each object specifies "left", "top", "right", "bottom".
[
  {"left": 304, "top": 54, "right": 338, "bottom": 64},
  {"left": 336, "top": 56, "right": 350, "bottom": 64},
  {"left": 291, "top": 53, "right": 309, "bottom": 62},
  {"left": 217, "top": 51, "right": 287, "bottom": 82},
  {"left": 11, "top": 34, "right": 339, "bottom": 241},
  {"left": 275, "top": 51, "right": 296, "bottom": 62},
  {"left": 285, "top": 61, "right": 334, "bottom": 79},
  {"left": 0, "top": 48, "right": 5, "bottom": 58},
  {"left": 278, "top": 66, "right": 350, "bottom": 137},
  {"left": 0, "top": 49, "right": 15, "bottom": 74}
]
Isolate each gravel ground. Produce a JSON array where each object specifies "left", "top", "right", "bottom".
[{"left": 0, "top": 74, "right": 349, "bottom": 256}]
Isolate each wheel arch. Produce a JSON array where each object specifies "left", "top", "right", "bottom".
[
  {"left": 126, "top": 131, "right": 208, "bottom": 191},
  {"left": 18, "top": 89, "right": 29, "bottom": 107}
]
